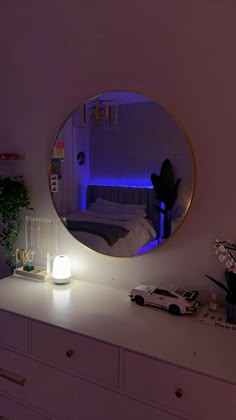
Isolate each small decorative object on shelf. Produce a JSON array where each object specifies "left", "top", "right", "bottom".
[
  {"left": 50, "top": 174, "right": 59, "bottom": 192},
  {"left": 0, "top": 152, "right": 21, "bottom": 160},
  {"left": 208, "top": 292, "right": 218, "bottom": 312},
  {"left": 15, "top": 247, "right": 51, "bottom": 281},
  {"left": 14, "top": 265, "right": 52, "bottom": 282},
  {"left": 129, "top": 284, "right": 200, "bottom": 315},
  {"left": 16, "top": 247, "right": 35, "bottom": 272},
  {"left": 52, "top": 255, "right": 71, "bottom": 284},
  {"left": 205, "top": 239, "right": 236, "bottom": 324}
]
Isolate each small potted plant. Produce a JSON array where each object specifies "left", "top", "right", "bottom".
[
  {"left": 0, "top": 176, "right": 30, "bottom": 270},
  {"left": 205, "top": 239, "right": 236, "bottom": 323}
]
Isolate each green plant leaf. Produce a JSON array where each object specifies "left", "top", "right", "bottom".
[
  {"left": 160, "top": 159, "right": 174, "bottom": 188},
  {"left": 204, "top": 274, "right": 229, "bottom": 294},
  {"left": 150, "top": 159, "right": 181, "bottom": 211},
  {"left": 0, "top": 176, "right": 30, "bottom": 269}
]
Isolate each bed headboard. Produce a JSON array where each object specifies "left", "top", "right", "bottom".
[{"left": 86, "top": 185, "right": 158, "bottom": 231}]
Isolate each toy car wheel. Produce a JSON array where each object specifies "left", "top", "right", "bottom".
[
  {"left": 169, "top": 304, "right": 180, "bottom": 315},
  {"left": 135, "top": 295, "right": 144, "bottom": 305}
]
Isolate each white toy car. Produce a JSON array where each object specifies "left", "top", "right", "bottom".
[{"left": 129, "top": 284, "right": 200, "bottom": 315}]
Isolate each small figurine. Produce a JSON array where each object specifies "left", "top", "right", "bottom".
[
  {"left": 129, "top": 284, "right": 200, "bottom": 315},
  {"left": 0, "top": 153, "right": 19, "bottom": 160}
]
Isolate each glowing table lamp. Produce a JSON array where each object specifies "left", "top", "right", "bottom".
[{"left": 52, "top": 255, "right": 71, "bottom": 284}]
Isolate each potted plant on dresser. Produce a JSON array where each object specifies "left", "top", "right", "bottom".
[
  {"left": 205, "top": 239, "right": 236, "bottom": 324},
  {"left": 0, "top": 176, "right": 30, "bottom": 270}
]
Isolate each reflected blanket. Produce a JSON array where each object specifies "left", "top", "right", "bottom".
[{"left": 66, "top": 220, "right": 129, "bottom": 246}]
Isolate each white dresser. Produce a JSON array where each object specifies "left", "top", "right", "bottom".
[{"left": 0, "top": 276, "right": 235, "bottom": 420}]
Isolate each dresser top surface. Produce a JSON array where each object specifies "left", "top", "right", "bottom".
[{"left": 0, "top": 275, "right": 235, "bottom": 383}]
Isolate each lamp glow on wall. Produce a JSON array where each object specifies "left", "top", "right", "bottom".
[{"left": 52, "top": 255, "right": 71, "bottom": 284}]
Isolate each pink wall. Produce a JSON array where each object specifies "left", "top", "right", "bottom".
[{"left": 0, "top": 1, "right": 235, "bottom": 297}]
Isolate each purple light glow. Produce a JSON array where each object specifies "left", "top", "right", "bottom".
[
  {"left": 90, "top": 178, "right": 153, "bottom": 188},
  {"left": 136, "top": 239, "right": 159, "bottom": 255},
  {"left": 78, "top": 179, "right": 154, "bottom": 210}
]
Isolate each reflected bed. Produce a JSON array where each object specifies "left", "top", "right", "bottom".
[{"left": 64, "top": 185, "right": 158, "bottom": 257}]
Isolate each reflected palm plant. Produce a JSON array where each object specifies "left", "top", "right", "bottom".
[{"left": 151, "top": 159, "right": 181, "bottom": 239}]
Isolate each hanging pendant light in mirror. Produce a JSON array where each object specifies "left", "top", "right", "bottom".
[{"left": 79, "top": 96, "right": 119, "bottom": 128}]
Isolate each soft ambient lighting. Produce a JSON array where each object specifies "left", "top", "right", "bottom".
[
  {"left": 52, "top": 255, "right": 71, "bottom": 284},
  {"left": 52, "top": 287, "right": 71, "bottom": 308}
]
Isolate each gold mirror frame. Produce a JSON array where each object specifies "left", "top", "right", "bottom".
[{"left": 49, "top": 90, "right": 196, "bottom": 257}]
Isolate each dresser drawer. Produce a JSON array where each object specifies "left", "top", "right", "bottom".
[
  {"left": 32, "top": 321, "right": 119, "bottom": 387},
  {"left": 74, "top": 378, "right": 184, "bottom": 420},
  {"left": 0, "top": 347, "right": 73, "bottom": 420},
  {"left": 124, "top": 351, "right": 236, "bottom": 420},
  {"left": 0, "top": 310, "right": 28, "bottom": 352},
  {"left": 0, "top": 393, "right": 49, "bottom": 420}
]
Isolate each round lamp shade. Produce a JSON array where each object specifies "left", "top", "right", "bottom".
[{"left": 52, "top": 255, "right": 71, "bottom": 284}]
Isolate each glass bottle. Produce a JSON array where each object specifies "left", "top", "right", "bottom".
[{"left": 208, "top": 293, "right": 217, "bottom": 312}]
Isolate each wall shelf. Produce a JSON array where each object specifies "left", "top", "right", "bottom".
[{"left": 0, "top": 153, "right": 25, "bottom": 160}]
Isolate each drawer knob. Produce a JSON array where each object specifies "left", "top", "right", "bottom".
[
  {"left": 175, "top": 388, "right": 183, "bottom": 398},
  {"left": 66, "top": 349, "right": 74, "bottom": 358}
]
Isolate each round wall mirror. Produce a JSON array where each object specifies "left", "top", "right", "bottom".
[{"left": 50, "top": 91, "right": 195, "bottom": 257}]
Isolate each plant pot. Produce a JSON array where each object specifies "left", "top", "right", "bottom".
[
  {"left": 224, "top": 270, "right": 236, "bottom": 297},
  {"left": 160, "top": 207, "right": 172, "bottom": 239},
  {"left": 163, "top": 210, "right": 172, "bottom": 239},
  {"left": 224, "top": 271, "right": 236, "bottom": 323},
  {"left": 225, "top": 298, "right": 236, "bottom": 324}
]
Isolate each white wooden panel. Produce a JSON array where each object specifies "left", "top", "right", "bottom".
[
  {"left": 0, "top": 393, "right": 49, "bottom": 420},
  {"left": 74, "top": 378, "right": 183, "bottom": 420},
  {"left": 0, "top": 347, "right": 73, "bottom": 420},
  {"left": 31, "top": 321, "right": 119, "bottom": 387},
  {"left": 0, "top": 310, "right": 28, "bottom": 352},
  {"left": 124, "top": 351, "right": 236, "bottom": 420}
]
